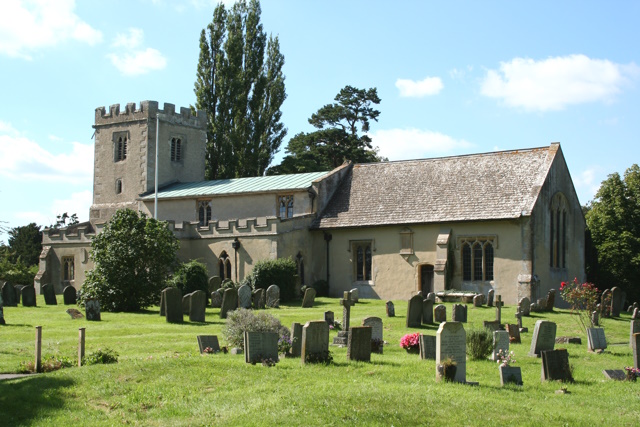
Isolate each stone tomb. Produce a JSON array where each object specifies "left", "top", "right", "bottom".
[
  {"left": 244, "top": 331, "right": 279, "bottom": 364},
  {"left": 189, "top": 290, "right": 206, "bottom": 322},
  {"left": 492, "top": 330, "right": 510, "bottom": 361},
  {"left": 301, "top": 320, "right": 330, "bottom": 364},
  {"left": 301, "top": 288, "right": 317, "bottom": 308},
  {"left": 422, "top": 299, "right": 433, "bottom": 324},
  {"left": 197, "top": 335, "right": 220, "bottom": 354},
  {"left": 451, "top": 304, "right": 467, "bottom": 322},
  {"left": 163, "top": 287, "right": 183, "bottom": 323},
  {"left": 290, "top": 322, "right": 303, "bottom": 357},
  {"left": 419, "top": 334, "right": 436, "bottom": 360},
  {"left": 406, "top": 295, "right": 423, "bottom": 327},
  {"left": 506, "top": 324, "right": 521, "bottom": 344},
  {"left": 237, "top": 284, "right": 252, "bottom": 309},
  {"left": 541, "top": 349, "right": 572, "bottom": 382},
  {"left": 386, "top": 301, "right": 395, "bottom": 317},
  {"left": 42, "top": 284, "right": 57, "bottom": 305},
  {"left": 436, "top": 322, "right": 466, "bottom": 383},
  {"left": 529, "top": 320, "right": 557, "bottom": 357},
  {"left": 220, "top": 288, "right": 238, "bottom": 319},
  {"left": 211, "top": 290, "right": 223, "bottom": 309},
  {"left": 586, "top": 327, "right": 607, "bottom": 352},
  {"left": 21, "top": 286, "right": 36, "bottom": 307},
  {"left": 85, "top": 299, "right": 101, "bottom": 321},
  {"left": 63, "top": 286, "right": 77, "bottom": 305},
  {"left": 347, "top": 326, "right": 372, "bottom": 362},
  {"left": 631, "top": 321, "right": 640, "bottom": 348},
  {"left": 434, "top": 304, "right": 446, "bottom": 323},
  {"left": 266, "top": 285, "right": 280, "bottom": 308},
  {"left": 1, "top": 282, "right": 17, "bottom": 307}
]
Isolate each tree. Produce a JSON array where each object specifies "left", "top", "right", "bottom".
[
  {"left": 8, "top": 223, "right": 42, "bottom": 266},
  {"left": 269, "top": 85, "right": 385, "bottom": 174},
  {"left": 78, "top": 209, "right": 179, "bottom": 312},
  {"left": 194, "top": 0, "right": 287, "bottom": 180},
  {"left": 50, "top": 212, "right": 79, "bottom": 229},
  {"left": 585, "top": 164, "right": 640, "bottom": 302},
  {"left": 169, "top": 260, "right": 209, "bottom": 297}
]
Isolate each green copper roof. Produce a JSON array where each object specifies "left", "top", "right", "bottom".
[{"left": 141, "top": 171, "right": 329, "bottom": 200}]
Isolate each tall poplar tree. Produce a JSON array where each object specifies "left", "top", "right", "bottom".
[{"left": 194, "top": 0, "right": 287, "bottom": 180}]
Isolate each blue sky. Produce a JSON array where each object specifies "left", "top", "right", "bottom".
[{"left": 1, "top": 0, "right": 639, "bottom": 241}]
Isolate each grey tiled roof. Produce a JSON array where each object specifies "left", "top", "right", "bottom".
[{"left": 312, "top": 145, "right": 557, "bottom": 229}]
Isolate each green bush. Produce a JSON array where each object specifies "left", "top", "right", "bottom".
[
  {"left": 170, "top": 260, "right": 209, "bottom": 296},
  {"left": 466, "top": 328, "right": 494, "bottom": 360},
  {"left": 221, "top": 279, "right": 241, "bottom": 290},
  {"left": 83, "top": 348, "right": 119, "bottom": 365},
  {"left": 18, "top": 355, "right": 74, "bottom": 373},
  {"left": 310, "top": 280, "right": 329, "bottom": 297},
  {"left": 245, "top": 257, "right": 297, "bottom": 302},
  {"left": 222, "top": 308, "right": 290, "bottom": 350}
]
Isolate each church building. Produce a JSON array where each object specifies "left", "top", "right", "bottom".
[{"left": 37, "top": 101, "right": 586, "bottom": 305}]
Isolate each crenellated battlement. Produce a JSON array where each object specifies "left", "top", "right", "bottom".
[{"left": 94, "top": 101, "right": 206, "bottom": 129}]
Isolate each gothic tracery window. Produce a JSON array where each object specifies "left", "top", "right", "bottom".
[
  {"left": 550, "top": 193, "right": 569, "bottom": 268},
  {"left": 198, "top": 201, "right": 212, "bottom": 227},
  {"left": 461, "top": 238, "right": 494, "bottom": 282}
]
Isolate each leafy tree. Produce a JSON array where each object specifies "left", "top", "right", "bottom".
[
  {"left": 78, "top": 209, "right": 179, "bottom": 312},
  {"left": 269, "top": 85, "right": 385, "bottom": 174},
  {"left": 194, "top": 0, "right": 287, "bottom": 180},
  {"left": 8, "top": 223, "right": 42, "bottom": 266},
  {"left": 585, "top": 164, "right": 640, "bottom": 302},
  {"left": 170, "top": 260, "right": 209, "bottom": 296},
  {"left": 51, "top": 212, "right": 79, "bottom": 229}
]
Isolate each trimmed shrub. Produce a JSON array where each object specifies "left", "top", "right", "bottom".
[
  {"left": 245, "top": 257, "right": 297, "bottom": 302},
  {"left": 223, "top": 308, "right": 290, "bottom": 350},
  {"left": 466, "top": 328, "right": 493, "bottom": 360},
  {"left": 170, "top": 260, "right": 209, "bottom": 296}
]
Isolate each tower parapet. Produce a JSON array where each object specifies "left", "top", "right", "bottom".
[{"left": 94, "top": 101, "right": 206, "bottom": 129}]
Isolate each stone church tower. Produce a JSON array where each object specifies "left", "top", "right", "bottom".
[{"left": 89, "top": 101, "right": 207, "bottom": 226}]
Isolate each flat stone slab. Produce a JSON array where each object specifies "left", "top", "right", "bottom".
[{"left": 602, "top": 369, "right": 626, "bottom": 381}]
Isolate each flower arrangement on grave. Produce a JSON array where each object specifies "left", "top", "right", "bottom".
[
  {"left": 560, "top": 278, "right": 601, "bottom": 333},
  {"left": 329, "top": 320, "right": 341, "bottom": 331},
  {"left": 437, "top": 356, "right": 458, "bottom": 382},
  {"left": 624, "top": 366, "right": 639, "bottom": 382},
  {"left": 304, "top": 350, "right": 333, "bottom": 364},
  {"left": 496, "top": 349, "right": 516, "bottom": 368},
  {"left": 400, "top": 332, "right": 420, "bottom": 353},
  {"left": 203, "top": 347, "right": 216, "bottom": 354},
  {"left": 278, "top": 336, "right": 293, "bottom": 354}
]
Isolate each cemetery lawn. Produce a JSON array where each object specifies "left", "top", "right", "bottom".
[{"left": 1, "top": 297, "right": 639, "bottom": 426}]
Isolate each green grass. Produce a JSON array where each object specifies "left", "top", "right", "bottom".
[{"left": 1, "top": 296, "right": 639, "bottom": 426}]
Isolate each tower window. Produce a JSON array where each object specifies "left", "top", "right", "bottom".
[
  {"left": 115, "top": 135, "right": 128, "bottom": 162},
  {"left": 115, "top": 179, "right": 123, "bottom": 194},
  {"left": 171, "top": 137, "right": 182, "bottom": 162}
]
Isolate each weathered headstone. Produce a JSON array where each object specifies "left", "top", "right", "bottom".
[
  {"left": 631, "top": 321, "right": 640, "bottom": 349},
  {"left": 208, "top": 276, "right": 222, "bottom": 293},
  {"left": 632, "top": 308, "right": 639, "bottom": 320},
  {"left": 66, "top": 308, "right": 83, "bottom": 319},
  {"left": 406, "top": 295, "right": 423, "bottom": 327},
  {"left": 506, "top": 324, "right": 521, "bottom": 344},
  {"left": 632, "top": 333, "right": 639, "bottom": 369},
  {"left": 347, "top": 326, "right": 372, "bottom": 362},
  {"left": 386, "top": 301, "right": 395, "bottom": 317},
  {"left": 349, "top": 288, "right": 359, "bottom": 303},
  {"left": 42, "top": 284, "right": 57, "bottom": 305},
  {"left": 514, "top": 309, "right": 524, "bottom": 331},
  {"left": 159, "top": 288, "right": 167, "bottom": 316},
  {"left": 362, "top": 316, "right": 383, "bottom": 342},
  {"left": 301, "top": 320, "right": 330, "bottom": 364},
  {"left": 473, "top": 294, "right": 483, "bottom": 307},
  {"left": 601, "top": 289, "right": 611, "bottom": 317},
  {"left": 333, "top": 291, "right": 356, "bottom": 345},
  {"left": 419, "top": 334, "right": 436, "bottom": 360},
  {"left": 436, "top": 322, "right": 466, "bottom": 383},
  {"left": 237, "top": 285, "right": 252, "bottom": 309},
  {"left": 163, "top": 287, "right": 183, "bottom": 323},
  {"left": 529, "top": 320, "right": 557, "bottom": 357},
  {"left": 426, "top": 292, "right": 436, "bottom": 303},
  {"left": 63, "top": 285, "right": 77, "bottom": 305},
  {"left": 602, "top": 369, "right": 626, "bottom": 381},
  {"left": 266, "top": 285, "right": 280, "bottom": 308},
  {"left": 1, "top": 282, "right": 17, "bottom": 307},
  {"left": 434, "top": 304, "right": 446, "bottom": 323},
  {"left": 197, "top": 335, "right": 220, "bottom": 354},
  {"left": 422, "top": 299, "right": 433, "bottom": 324},
  {"left": 290, "top": 322, "right": 303, "bottom": 357},
  {"left": 495, "top": 295, "right": 504, "bottom": 323},
  {"left": 189, "top": 290, "right": 206, "bottom": 322},
  {"left": 545, "top": 289, "right": 556, "bottom": 311},
  {"left": 451, "top": 304, "right": 467, "bottom": 322},
  {"left": 211, "top": 289, "right": 223, "bottom": 308},
  {"left": 85, "top": 299, "right": 101, "bottom": 321},
  {"left": 220, "top": 288, "right": 238, "bottom": 319},
  {"left": 611, "top": 287, "right": 622, "bottom": 317},
  {"left": 518, "top": 297, "right": 531, "bottom": 316},
  {"left": 301, "top": 288, "right": 317, "bottom": 308},
  {"left": 21, "top": 286, "right": 36, "bottom": 307},
  {"left": 325, "top": 311, "right": 334, "bottom": 325},
  {"left": 541, "top": 349, "right": 572, "bottom": 382},
  {"left": 252, "top": 289, "right": 265, "bottom": 309},
  {"left": 500, "top": 365, "right": 523, "bottom": 386},
  {"left": 487, "top": 289, "right": 495, "bottom": 307},
  {"left": 182, "top": 293, "right": 192, "bottom": 314},
  {"left": 591, "top": 310, "right": 600, "bottom": 326},
  {"left": 587, "top": 327, "right": 607, "bottom": 352},
  {"left": 244, "top": 331, "right": 279, "bottom": 364},
  {"left": 492, "top": 330, "right": 510, "bottom": 361}
]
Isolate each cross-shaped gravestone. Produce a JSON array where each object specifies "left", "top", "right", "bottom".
[
  {"left": 333, "top": 291, "right": 356, "bottom": 346},
  {"left": 495, "top": 295, "right": 504, "bottom": 324}
]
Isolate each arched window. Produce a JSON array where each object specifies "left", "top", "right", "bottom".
[
  {"left": 62, "top": 256, "right": 75, "bottom": 281},
  {"left": 484, "top": 242, "right": 494, "bottom": 281},
  {"left": 115, "top": 179, "right": 123, "bottom": 194},
  {"left": 198, "top": 201, "right": 212, "bottom": 227},
  {"left": 462, "top": 243, "right": 471, "bottom": 281},
  {"left": 473, "top": 242, "right": 483, "bottom": 281},
  {"left": 116, "top": 135, "right": 127, "bottom": 161},
  {"left": 461, "top": 238, "right": 495, "bottom": 282},
  {"left": 219, "top": 251, "right": 232, "bottom": 280},
  {"left": 550, "top": 193, "right": 569, "bottom": 268},
  {"left": 171, "top": 137, "right": 182, "bottom": 162},
  {"left": 278, "top": 195, "right": 294, "bottom": 219},
  {"left": 353, "top": 242, "right": 372, "bottom": 281}
]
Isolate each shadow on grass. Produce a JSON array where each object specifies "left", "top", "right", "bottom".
[{"left": 0, "top": 375, "right": 73, "bottom": 425}]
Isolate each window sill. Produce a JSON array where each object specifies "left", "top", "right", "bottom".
[{"left": 352, "top": 280, "right": 374, "bottom": 286}]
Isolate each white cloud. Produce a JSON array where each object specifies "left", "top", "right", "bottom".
[
  {"left": 369, "top": 128, "right": 473, "bottom": 161},
  {"left": 15, "top": 191, "right": 91, "bottom": 226},
  {"left": 0, "top": 124, "right": 93, "bottom": 183},
  {"left": 0, "top": 0, "right": 102, "bottom": 59},
  {"left": 573, "top": 166, "right": 603, "bottom": 204},
  {"left": 449, "top": 66, "right": 473, "bottom": 80},
  {"left": 107, "top": 28, "right": 167, "bottom": 76},
  {"left": 481, "top": 54, "right": 640, "bottom": 111},
  {"left": 396, "top": 77, "right": 443, "bottom": 97}
]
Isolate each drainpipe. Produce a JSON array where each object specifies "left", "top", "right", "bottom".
[
  {"left": 324, "top": 232, "right": 332, "bottom": 291},
  {"left": 232, "top": 238, "right": 241, "bottom": 281}
]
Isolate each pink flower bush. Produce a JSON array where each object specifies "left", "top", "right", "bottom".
[{"left": 400, "top": 332, "right": 420, "bottom": 350}]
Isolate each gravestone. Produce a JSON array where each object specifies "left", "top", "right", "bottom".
[
  {"left": 426, "top": 292, "right": 436, "bottom": 303},
  {"left": 211, "top": 289, "right": 223, "bottom": 308},
  {"left": 601, "top": 289, "right": 611, "bottom": 317},
  {"left": 66, "top": 308, "right": 83, "bottom": 319},
  {"left": 434, "top": 304, "right": 446, "bottom": 323},
  {"left": 333, "top": 291, "right": 356, "bottom": 345},
  {"left": 591, "top": 310, "right": 600, "bottom": 326},
  {"left": 325, "top": 311, "right": 334, "bottom": 325},
  {"left": 633, "top": 308, "right": 639, "bottom": 320},
  {"left": 163, "top": 287, "right": 183, "bottom": 323},
  {"left": 529, "top": 320, "right": 557, "bottom": 357},
  {"left": 208, "top": 276, "right": 222, "bottom": 293},
  {"left": 347, "top": 326, "right": 372, "bottom": 362},
  {"left": 252, "top": 289, "right": 265, "bottom": 310},
  {"left": 21, "top": 286, "right": 36, "bottom": 307},
  {"left": 0, "top": 294, "right": 5, "bottom": 325},
  {"left": 419, "top": 334, "right": 436, "bottom": 360},
  {"left": 541, "top": 349, "right": 572, "bottom": 382},
  {"left": 159, "top": 288, "right": 166, "bottom": 316},
  {"left": 632, "top": 333, "right": 639, "bottom": 369},
  {"left": 290, "top": 322, "right": 303, "bottom": 357},
  {"left": 611, "top": 287, "right": 622, "bottom": 317},
  {"left": 42, "top": 284, "right": 57, "bottom": 305},
  {"left": 492, "top": 330, "right": 510, "bottom": 361},
  {"left": 386, "top": 301, "right": 395, "bottom": 317},
  {"left": 182, "top": 293, "right": 192, "bottom": 314},
  {"left": 362, "top": 316, "right": 383, "bottom": 342},
  {"left": 487, "top": 289, "right": 495, "bottom": 307},
  {"left": 301, "top": 288, "right": 317, "bottom": 308},
  {"left": 602, "top": 369, "right": 626, "bottom": 381},
  {"left": 473, "top": 295, "right": 483, "bottom": 307},
  {"left": 244, "top": 331, "right": 279, "bottom": 364},
  {"left": 586, "top": 327, "right": 607, "bottom": 352},
  {"left": 506, "top": 324, "right": 521, "bottom": 344},
  {"left": 1, "top": 282, "right": 17, "bottom": 307},
  {"left": 631, "top": 321, "right": 640, "bottom": 348},
  {"left": 451, "top": 304, "right": 467, "bottom": 322},
  {"left": 515, "top": 309, "right": 523, "bottom": 330},
  {"left": 483, "top": 320, "right": 502, "bottom": 332},
  {"left": 237, "top": 285, "right": 252, "bottom": 309},
  {"left": 518, "top": 297, "right": 531, "bottom": 316},
  {"left": 197, "top": 335, "right": 220, "bottom": 354},
  {"left": 500, "top": 366, "right": 523, "bottom": 386},
  {"left": 406, "top": 295, "right": 423, "bottom": 327},
  {"left": 301, "top": 320, "right": 330, "bottom": 364},
  {"left": 63, "top": 286, "right": 77, "bottom": 305},
  {"left": 349, "top": 288, "right": 359, "bottom": 303},
  {"left": 545, "top": 289, "right": 556, "bottom": 311},
  {"left": 220, "top": 288, "right": 238, "bottom": 319},
  {"left": 266, "top": 285, "right": 280, "bottom": 308},
  {"left": 189, "top": 290, "right": 206, "bottom": 322},
  {"left": 85, "top": 299, "right": 101, "bottom": 321},
  {"left": 435, "top": 322, "right": 466, "bottom": 383},
  {"left": 495, "top": 295, "right": 504, "bottom": 323},
  {"left": 422, "top": 299, "right": 433, "bottom": 324}
]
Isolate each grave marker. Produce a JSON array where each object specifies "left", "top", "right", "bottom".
[
  {"left": 632, "top": 333, "right": 639, "bottom": 369},
  {"left": 483, "top": 320, "right": 501, "bottom": 332},
  {"left": 419, "top": 334, "right": 436, "bottom": 360},
  {"left": 301, "top": 320, "right": 330, "bottom": 364},
  {"left": 333, "top": 291, "right": 355, "bottom": 345},
  {"left": 266, "top": 285, "right": 280, "bottom": 308},
  {"left": 42, "top": 284, "right": 57, "bottom": 305},
  {"left": 473, "top": 294, "right": 483, "bottom": 307},
  {"left": 208, "top": 276, "right": 222, "bottom": 293},
  {"left": 163, "top": 287, "right": 183, "bottom": 323},
  {"left": 252, "top": 289, "right": 265, "bottom": 310},
  {"left": 347, "top": 326, "right": 372, "bottom": 362},
  {"left": 495, "top": 295, "right": 504, "bottom": 324},
  {"left": 611, "top": 286, "right": 622, "bottom": 317},
  {"left": 426, "top": 292, "right": 436, "bottom": 303},
  {"left": 602, "top": 369, "right": 626, "bottom": 381},
  {"left": 631, "top": 321, "right": 640, "bottom": 348},
  {"left": 541, "top": 349, "right": 572, "bottom": 382},
  {"left": 436, "top": 322, "right": 466, "bottom": 383},
  {"left": 406, "top": 295, "right": 423, "bottom": 327},
  {"left": 349, "top": 288, "right": 359, "bottom": 303},
  {"left": 487, "top": 289, "right": 495, "bottom": 307},
  {"left": 518, "top": 297, "right": 531, "bottom": 316},
  {"left": 85, "top": 299, "right": 101, "bottom": 321},
  {"left": 545, "top": 289, "right": 556, "bottom": 311},
  {"left": 434, "top": 304, "right": 446, "bottom": 323},
  {"left": 238, "top": 285, "right": 252, "bottom": 309},
  {"left": 451, "top": 304, "right": 467, "bottom": 322},
  {"left": 301, "top": 288, "right": 317, "bottom": 308},
  {"left": 211, "top": 289, "right": 223, "bottom": 308},
  {"left": 586, "top": 327, "right": 607, "bottom": 352},
  {"left": 63, "top": 286, "right": 77, "bottom": 305},
  {"left": 244, "top": 331, "right": 279, "bottom": 364},
  {"left": 0, "top": 293, "right": 5, "bottom": 325},
  {"left": 529, "top": 320, "right": 557, "bottom": 357},
  {"left": 220, "top": 288, "right": 238, "bottom": 319},
  {"left": 325, "top": 311, "right": 335, "bottom": 325},
  {"left": 422, "top": 299, "right": 433, "bottom": 324},
  {"left": 386, "top": 301, "right": 395, "bottom": 317},
  {"left": 189, "top": 290, "right": 206, "bottom": 322},
  {"left": 506, "top": 324, "right": 521, "bottom": 344},
  {"left": 492, "top": 330, "right": 510, "bottom": 361},
  {"left": 197, "top": 335, "right": 220, "bottom": 354},
  {"left": 362, "top": 316, "right": 383, "bottom": 342},
  {"left": 182, "top": 293, "right": 192, "bottom": 314},
  {"left": 1, "top": 282, "right": 17, "bottom": 307},
  {"left": 22, "top": 286, "right": 36, "bottom": 307},
  {"left": 290, "top": 322, "right": 303, "bottom": 357}
]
